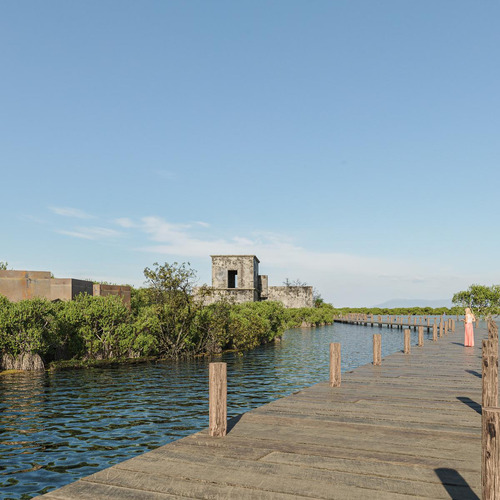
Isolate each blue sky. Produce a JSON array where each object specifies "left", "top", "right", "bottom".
[{"left": 1, "top": 0, "right": 498, "bottom": 306}]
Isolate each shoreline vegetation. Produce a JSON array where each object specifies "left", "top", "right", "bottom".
[{"left": 0, "top": 262, "right": 470, "bottom": 374}]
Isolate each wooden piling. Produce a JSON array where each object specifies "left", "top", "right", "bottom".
[
  {"left": 404, "top": 329, "right": 411, "bottom": 354},
  {"left": 330, "top": 343, "right": 341, "bottom": 387},
  {"left": 439, "top": 322, "right": 443, "bottom": 338},
  {"left": 482, "top": 407, "right": 500, "bottom": 499},
  {"left": 209, "top": 362, "right": 227, "bottom": 437},
  {"left": 482, "top": 339, "right": 498, "bottom": 409},
  {"left": 373, "top": 334, "right": 381, "bottom": 365},
  {"left": 489, "top": 320, "right": 499, "bottom": 352},
  {"left": 418, "top": 326, "right": 424, "bottom": 347},
  {"left": 432, "top": 324, "right": 437, "bottom": 341}
]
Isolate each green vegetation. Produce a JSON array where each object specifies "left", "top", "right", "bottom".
[
  {"left": 0, "top": 262, "right": 335, "bottom": 370},
  {"left": 0, "top": 261, "right": 8, "bottom": 271},
  {"left": 334, "top": 306, "right": 461, "bottom": 316},
  {"left": 452, "top": 284, "right": 500, "bottom": 319}
]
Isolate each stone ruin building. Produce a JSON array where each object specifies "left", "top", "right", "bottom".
[
  {"left": 198, "top": 255, "right": 313, "bottom": 308},
  {"left": 0, "top": 270, "right": 131, "bottom": 308}
]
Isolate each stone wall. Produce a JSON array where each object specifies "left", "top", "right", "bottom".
[
  {"left": 195, "top": 255, "right": 315, "bottom": 309},
  {"left": 267, "top": 286, "right": 314, "bottom": 308},
  {"left": 194, "top": 287, "right": 259, "bottom": 306},
  {"left": 211, "top": 255, "right": 259, "bottom": 289},
  {"left": 258, "top": 275, "right": 268, "bottom": 298}
]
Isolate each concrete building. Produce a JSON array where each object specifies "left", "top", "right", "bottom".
[
  {"left": 198, "top": 255, "right": 313, "bottom": 308},
  {"left": 0, "top": 270, "right": 131, "bottom": 308}
]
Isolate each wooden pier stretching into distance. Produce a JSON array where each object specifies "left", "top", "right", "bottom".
[
  {"left": 335, "top": 313, "right": 458, "bottom": 333},
  {"left": 38, "top": 319, "right": 494, "bottom": 499}
]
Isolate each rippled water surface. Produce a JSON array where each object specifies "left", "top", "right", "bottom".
[{"left": 0, "top": 318, "right": 462, "bottom": 499}]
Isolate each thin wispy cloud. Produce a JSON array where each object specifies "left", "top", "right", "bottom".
[
  {"left": 126, "top": 216, "right": 410, "bottom": 276},
  {"left": 49, "top": 206, "right": 94, "bottom": 219},
  {"left": 57, "top": 226, "right": 122, "bottom": 240},
  {"left": 115, "top": 217, "right": 136, "bottom": 228},
  {"left": 114, "top": 215, "right": 482, "bottom": 305}
]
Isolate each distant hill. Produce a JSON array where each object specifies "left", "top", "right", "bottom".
[{"left": 373, "top": 299, "right": 453, "bottom": 309}]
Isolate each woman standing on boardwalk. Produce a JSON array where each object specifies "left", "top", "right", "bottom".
[{"left": 464, "top": 307, "right": 476, "bottom": 347}]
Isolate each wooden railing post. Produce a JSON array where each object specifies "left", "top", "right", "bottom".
[
  {"left": 482, "top": 407, "right": 500, "bottom": 499},
  {"left": 439, "top": 322, "right": 444, "bottom": 338},
  {"left": 482, "top": 340, "right": 498, "bottom": 409},
  {"left": 418, "top": 326, "right": 424, "bottom": 347},
  {"left": 404, "top": 329, "right": 411, "bottom": 354},
  {"left": 330, "top": 343, "right": 341, "bottom": 387},
  {"left": 373, "top": 334, "right": 381, "bottom": 365},
  {"left": 432, "top": 324, "right": 437, "bottom": 341},
  {"left": 209, "top": 362, "right": 227, "bottom": 437},
  {"left": 427, "top": 317, "right": 430, "bottom": 327},
  {"left": 489, "top": 320, "right": 499, "bottom": 353}
]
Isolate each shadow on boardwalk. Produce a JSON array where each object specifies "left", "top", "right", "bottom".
[
  {"left": 435, "top": 468, "right": 480, "bottom": 500},
  {"left": 457, "top": 396, "right": 482, "bottom": 415}
]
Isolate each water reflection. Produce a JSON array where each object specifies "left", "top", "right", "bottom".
[{"left": 0, "top": 319, "right": 464, "bottom": 499}]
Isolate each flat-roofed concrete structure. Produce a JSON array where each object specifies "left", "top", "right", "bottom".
[
  {"left": 93, "top": 284, "right": 131, "bottom": 309},
  {"left": 197, "top": 255, "right": 313, "bottom": 308},
  {"left": 0, "top": 270, "right": 130, "bottom": 307}
]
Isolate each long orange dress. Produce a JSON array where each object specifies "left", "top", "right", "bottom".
[{"left": 464, "top": 313, "right": 474, "bottom": 347}]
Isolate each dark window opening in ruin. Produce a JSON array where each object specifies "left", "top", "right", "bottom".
[{"left": 228, "top": 270, "right": 238, "bottom": 288}]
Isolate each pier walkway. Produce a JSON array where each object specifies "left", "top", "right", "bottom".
[{"left": 38, "top": 326, "right": 484, "bottom": 499}]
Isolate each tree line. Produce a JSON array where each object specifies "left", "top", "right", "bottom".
[{"left": 0, "top": 262, "right": 335, "bottom": 370}]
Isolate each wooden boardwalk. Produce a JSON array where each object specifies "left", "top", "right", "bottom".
[{"left": 37, "top": 326, "right": 485, "bottom": 499}]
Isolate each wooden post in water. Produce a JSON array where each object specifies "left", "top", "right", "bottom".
[
  {"left": 404, "top": 329, "right": 411, "bottom": 354},
  {"left": 330, "top": 343, "right": 341, "bottom": 387},
  {"left": 482, "top": 339, "right": 498, "bottom": 409},
  {"left": 452, "top": 319, "right": 456, "bottom": 332},
  {"left": 482, "top": 407, "right": 500, "bottom": 500},
  {"left": 427, "top": 317, "right": 430, "bottom": 327},
  {"left": 209, "top": 362, "right": 227, "bottom": 437},
  {"left": 439, "top": 322, "right": 444, "bottom": 338},
  {"left": 418, "top": 326, "right": 424, "bottom": 347},
  {"left": 378, "top": 315, "right": 382, "bottom": 328},
  {"left": 432, "top": 324, "right": 438, "bottom": 341},
  {"left": 373, "top": 334, "right": 381, "bottom": 365}
]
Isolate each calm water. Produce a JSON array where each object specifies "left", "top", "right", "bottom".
[{"left": 0, "top": 318, "right": 462, "bottom": 499}]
